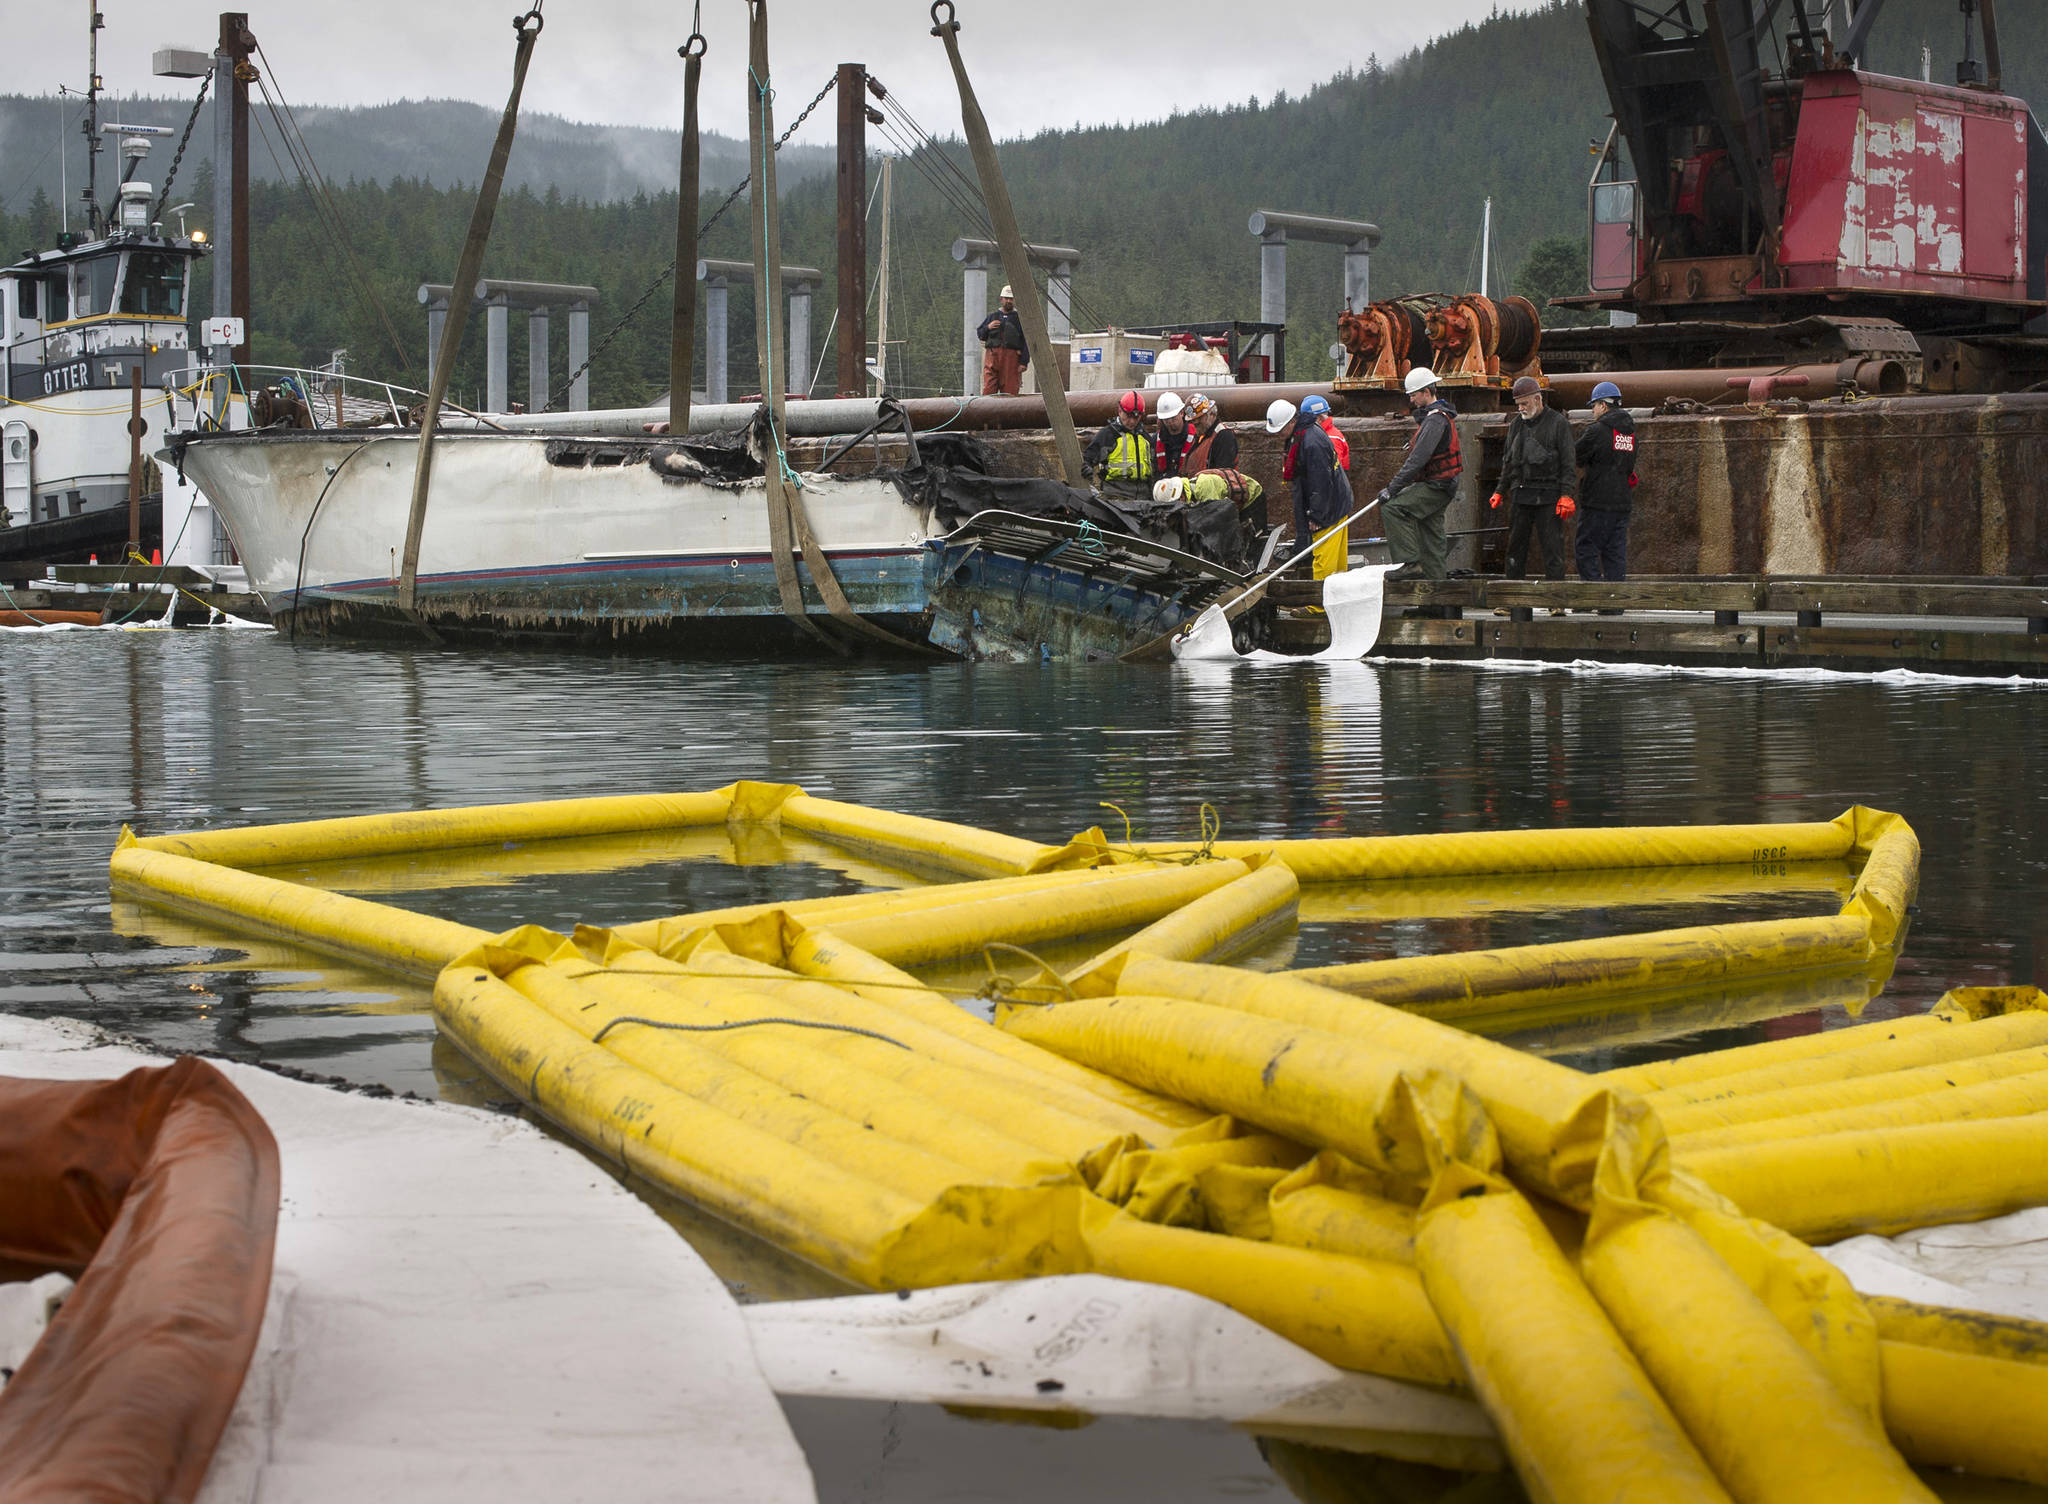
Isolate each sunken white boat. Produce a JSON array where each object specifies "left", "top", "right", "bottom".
[{"left": 167, "top": 402, "right": 1250, "bottom": 656}]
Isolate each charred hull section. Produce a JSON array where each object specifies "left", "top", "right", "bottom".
[{"left": 925, "top": 514, "right": 1236, "bottom": 663}]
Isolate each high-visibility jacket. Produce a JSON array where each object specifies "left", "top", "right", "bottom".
[
  {"left": 1187, "top": 468, "right": 1264, "bottom": 511},
  {"left": 1101, "top": 427, "right": 1156, "bottom": 483}
]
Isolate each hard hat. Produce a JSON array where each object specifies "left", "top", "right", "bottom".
[
  {"left": 1403, "top": 367, "right": 1440, "bottom": 395},
  {"left": 1511, "top": 376, "right": 1542, "bottom": 398},
  {"left": 1156, "top": 392, "right": 1186, "bottom": 421},
  {"left": 1299, "top": 393, "right": 1331, "bottom": 417},
  {"left": 1264, "top": 398, "right": 1297, "bottom": 433},
  {"left": 1186, "top": 394, "right": 1217, "bottom": 423},
  {"left": 999, "top": 285, "right": 1014, "bottom": 299},
  {"left": 1118, "top": 389, "right": 1144, "bottom": 416},
  {"left": 1591, "top": 381, "right": 1623, "bottom": 404},
  {"left": 1152, "top": 477, "right": 1186, "bottom": 504}
]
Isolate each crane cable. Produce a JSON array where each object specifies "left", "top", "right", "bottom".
[{"left": 249, "top": 45, "right": 418, "bottom": 378}]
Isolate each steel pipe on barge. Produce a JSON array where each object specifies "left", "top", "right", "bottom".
[{"left": 440, "top": 362, "right": 1909, "bottom": 441}]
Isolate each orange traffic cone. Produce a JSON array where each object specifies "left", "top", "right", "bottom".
[
  {"left": 151, "top": 548, "right": 162, "bottom": 565},
  {"left": 88, "top": 553, "right": 98, "bottom": 564}
]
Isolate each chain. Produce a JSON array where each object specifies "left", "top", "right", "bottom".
[
  {"left": 546, "top": 71, "right": 842, "bottom": 411},
  {"left": 153, "top": 72, "right": 212, "bottom": 224}
]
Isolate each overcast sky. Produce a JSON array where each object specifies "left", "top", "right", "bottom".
[{"left": 11, "top": 1, "right": 1545, "bottom": 142}]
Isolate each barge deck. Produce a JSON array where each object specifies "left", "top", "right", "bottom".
[{"left": 1259, "top": 575, "right": 2048, "bottom": 677}]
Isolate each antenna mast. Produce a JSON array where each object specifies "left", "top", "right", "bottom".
[
  {"left": 83, "top": 4, "right": 105, "bottom": 235},
  {"left": 873, "top": 155, "right": 893, "bottom": 395}
]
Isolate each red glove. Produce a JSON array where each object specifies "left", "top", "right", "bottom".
[
  {"left": 1488, "top": 492, "right": 1503, "bottom": 510},
  {"left": 1556, "top": 495, "right": 1577, "bottom": 519}
]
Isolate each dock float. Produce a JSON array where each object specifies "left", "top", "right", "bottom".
[
  {"left": 1262, "top": 574, "right": 2048, "bottom": 675},
  {"left": 0, "top": 1014, "right": 812, "bottom": 1503}
]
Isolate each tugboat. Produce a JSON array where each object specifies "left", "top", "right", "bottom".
[{"left": 1, "top": 20, "right": 217, "bottom": 573}]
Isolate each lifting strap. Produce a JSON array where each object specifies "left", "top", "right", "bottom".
[
  {"left": 931, "top": 1, "right": 1088, "bottom": 488},
  {"left": 669, "top": 13, "right": 704, "bottom": 440},
  {"left": 748, "top": 1, "right": 934, "bottom": 656},
  {"left": 397, "top": 5, "right": 543, "bottom": 614}
]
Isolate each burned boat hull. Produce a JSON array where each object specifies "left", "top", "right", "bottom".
[{"left": 170, "top": 426, "right": 1250, "bottom": 655}]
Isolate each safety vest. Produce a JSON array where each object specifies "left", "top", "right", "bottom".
[
  {"left": 1105, "top": 428, "right": 1156, "bottom": 483},
  {"left": 1191, "top": 468, "right": 1262, "bottom": 510},
  {"left": 1155, "top": 423, "right": 1194, "bottom": 474},
  {"left": 1418, "top": 399, "right": 1462, "bottom": 484}
]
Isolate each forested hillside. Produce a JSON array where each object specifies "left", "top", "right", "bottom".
[
  {"left": 0, "top": 94, "right": 832, "bottom": 206},
  {"left": 3, "top": 0, "right": 2037, "bottom": 410}
]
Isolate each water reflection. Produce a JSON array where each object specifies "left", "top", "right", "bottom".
[
  {"left": 3, "top": 632, "right": 2043, "bottom": 1084},
  {"left": 7, "top": 634, "right": 2048, "bottom": 1500}
]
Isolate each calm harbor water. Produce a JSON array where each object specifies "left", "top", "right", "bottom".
[{"left": 4, "top": 630, "right": 2046, "bottom": 1501}]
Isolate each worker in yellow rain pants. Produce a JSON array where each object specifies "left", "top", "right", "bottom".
[{"left": 1267, "top": 397, "right": 1352, "bottom": 581}]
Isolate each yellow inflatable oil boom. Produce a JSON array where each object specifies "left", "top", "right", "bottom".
[{"left": 104, "top": 789, "right": 2048, "bottom": 1499}]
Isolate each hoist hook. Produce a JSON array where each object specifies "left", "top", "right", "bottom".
[{"left": 680, "top": 32, "right": 707, "bottom": 59}]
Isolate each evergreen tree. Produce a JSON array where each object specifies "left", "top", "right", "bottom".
[{"left": 1514, "top": 235, "right": 1602, "bottom": 328}]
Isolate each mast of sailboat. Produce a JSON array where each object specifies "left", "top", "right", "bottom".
[
  {"left": 872, "top": 156, "right": 893, "bottom": 396},
  {"left": 1480, "top": 196, "right": 1493, "bottom": 299}
]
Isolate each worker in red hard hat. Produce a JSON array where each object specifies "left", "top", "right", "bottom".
[
  {"left": 1488, "top": 375, "right": 1574, "bottom": 587},
  {"left": 1083, "top": 390, "right": 1157, "bottom": 498},
  {"left": 975, "top": 285, "right": 1029, "bottom": 395}
]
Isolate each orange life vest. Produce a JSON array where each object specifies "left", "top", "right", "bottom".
[{"left": 1417, "top": 399, "right": 1461, "bottom": 484}]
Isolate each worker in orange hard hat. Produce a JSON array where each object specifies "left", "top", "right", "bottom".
[
  {"left": 975, "top": 284, "right": 1029, "bottom": 395},
  {"left": 1083, "top": 390, "right": 1157, "bottom": 498}
]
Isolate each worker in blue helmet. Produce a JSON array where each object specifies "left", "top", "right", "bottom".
[{"left": 1574, "top": 381, "right": 1637, "bottom": 589}]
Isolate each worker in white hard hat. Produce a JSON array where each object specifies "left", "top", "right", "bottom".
[
  {"left": 1268, "top": 397, "right": 1353, "bottom": 579},
  {"left": 1152, "top": 470, "right": 1269, "bottom": 569},
  {"left": 975, "top": 285, "right": 1028, "bottom": 395},
  {"left": 1152, "top": 391, "right": 1192, "bottom": 476},
  {"left": 1374, "top": 367, "right": 1462, "bottom": 581}
]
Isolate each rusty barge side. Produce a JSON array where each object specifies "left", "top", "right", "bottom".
[{"left": 829, "top": 392, "right": 2048, "bottom": 581}]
